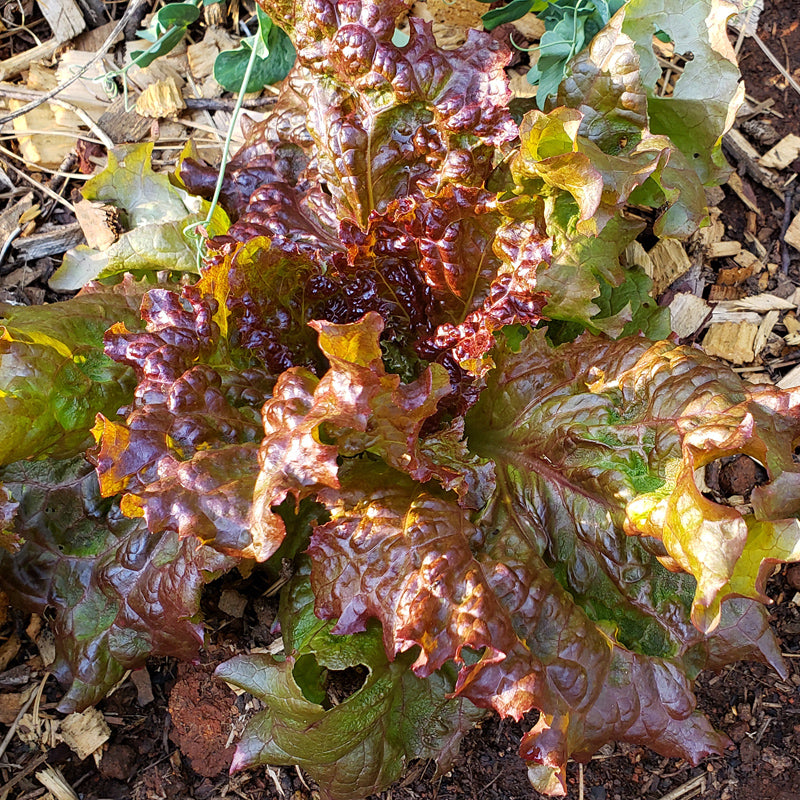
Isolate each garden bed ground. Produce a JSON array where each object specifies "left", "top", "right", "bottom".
[{"left": 1, "top": 0, "right": 800, "bottom": 798}]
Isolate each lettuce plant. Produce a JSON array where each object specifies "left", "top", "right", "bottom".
[{"left": 1, "top": 0, "right": 798, "bottom": 796}]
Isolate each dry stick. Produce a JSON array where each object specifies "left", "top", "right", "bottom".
[
  {"left": 0, "top": 0, "right": 147, "bottom": 126},
  {"left": 656, "top": 774, "right": 706, "bottom": 800},
  {"left": 780, "top": 184, "right": 796, "bottom": 274},
  {"left": 184, "top": 95, "right": 277, "bottom": 112},
  {"left": 0, "top": 752, "right": 49, "bottom": 800},
  {"left": 752, "top": 31, "right": 800, "bottom": 99},
  {"left": 0, "top": 689, "right": 37, "bottom": 762},
  {"left": 2, "top": 159, "right": 76, "bottom": 213}
]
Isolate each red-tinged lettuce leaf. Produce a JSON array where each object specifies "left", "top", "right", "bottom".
[
  {"left": 306, "top": 459, "right": 759, "bottom": 795},
  {"left": 624, "top": 381, "right": 800, "bottom": 630},
  {"left": 251, "top": 312, "right": 451, "bottom": 553},
  {"left": 203, "top": 214, "right": 438, "bottom": 376},
  {"left": 469, "top": 330, "right": 800, "bottom": 634},
  {"left": 0, "top": 457, "right": 233, "bottom": 712},
  {"left": 0, "top": 277, "right": 156, "bottom": 465},
  {"left": 254, "top": 0, "right": 517, "bottom": 226},
  {"left": 181, "top": 89, "right": 315, "bottom": 220},
  {"left": 93, "top": 288, "right": 275, "bottom": 559},
  {"left": 216, "top": 563, "right": 484, "bottom": 800}
]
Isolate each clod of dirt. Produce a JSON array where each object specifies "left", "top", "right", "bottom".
[
  {"left": 706, "top": 454, "right": 769, "bottom": 501},
  {"left": 786, "top": 563, "right": 800, "bottom": 591},
  {"left": 167, "top": 662, "right": 238, "bottom": 778},
  {"left": 99, "top": 743, "right": 137, "bottom": 781}
]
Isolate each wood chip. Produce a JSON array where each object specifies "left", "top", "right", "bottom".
[
  {"left": 135, "top": 76, "right": 186, "bottom": 119},
  {"left": 71, "top": 18, "right": 124, "bottom": 52},
  {"left": 707, "top": 240, "right": 742, "bottom": 259},
  {"left": 703, "top": 321, "right": 758, "bottom": 364},
  {"left": 130, "top": 668, "right": 155, "bottom": 706},
  {"left": 778, "top": 363, "right": 800, "bottom": 390},
  {"left": 0, "top": 631, "right": 21, "bottom": 671},
  {"left": 726, "top": 171, "right": 762, "bottom": 215},
  {"left": 708, "top": 284, "right": 745, "bottom": 302},
  {"left": 508, "top": 70, "right": 537, "bottom": 100},
  {"left": 733, "top": 249, "right": 763, "bottom": 270},
  {"left": 694, "top": 207, "right": 725, "bottom": 247},
  {"left": 785, "top": 211, "right": 800, "bottom": 253},
  {"left": 74, "top": 199, "right": 123, "bottom": 250},
  {"left": 54, "top": 51, "right": 116, "bottom": 123},
  {"left": 728, "top": 293, "right": 797, "bottom": 312},
  {"left": 642, "top": 238, "right": 692, "bottom": 295},
  {"left": 511, "top": 12, "right": 545, "bottom": 40},
  {"left": 425, "top": 0, "right": 485, "bottom": 49},
  {"left": 36, "top": 765, "right": 79, "bottom": 800},
  {"left": 753, "top": 309, "right": 780, "bottom": 358},
  {"left": 758, "top": 133, "right": 800, "bottom": 169},
  {"left": 668, "top": 292, "right": 711, "bottom": 338},
  {"left": 187, "top": 27, "right": 238, "bottom": 80},
  {"left": 219, "top": 589, "right": 248, "bottom": 618},
  {"left": 8, "top": 99, "right": 74, "bottom": 168},
  {"left": 36, "top": 0, "right": 85, "bottom": 43},
  {"left": 0, "top": 686, "right": 34, "bottom": 725},
  {"left": 717, "top": 265, "right": 752, "bottom": 285},
  {"left": 59, "top": 707, "right": 110, "bottom": 761}
]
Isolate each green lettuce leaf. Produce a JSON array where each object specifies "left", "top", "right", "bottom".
[
  {"left": 0, "top": 277, "right": 153, "bottom": 464},
  {"left": 216, "top": 562, "right": 484, "bottom": 800},
  {"left": 620, "top": 0, "right": 743, "bottom": 186},
  {"left": 51, "top": 143, "right": 229, "bottom": 291}
]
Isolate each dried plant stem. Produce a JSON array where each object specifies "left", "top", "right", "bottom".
[
  {"left": 0, "top": 0, "right": 147, "bottom": 126},
  {"left": 752, "top": 32, "right": 800, "bottom": 98},
  {"left": 2, "top": 159, "right": 76, "bottom": 212}
]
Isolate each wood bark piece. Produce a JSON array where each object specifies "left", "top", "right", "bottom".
[
  {"left": 36, "top": 0, "right": 86, "bottom": 43},
  {"left": 0, "top": 40, "right": 60, "bottom": 82},
  {"left": 758, "top": 133, "right": 800, "bottom": 170},
  {"left": 96, "top": 97, "right": 152, "bottom": 144},
  {"left": 703, "top": 321, "right": 758, "bottom": 364},
  {"left": 723, "top": 128, "right": 783, "bottom": 193},
  {"left": 74, "top": 199, "right": 122, "bottom": 250},
  {"left": 12, "top": 223, "right": 84, "bottom": 258}
]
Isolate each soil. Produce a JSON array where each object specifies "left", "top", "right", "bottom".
[{"left": 1, "top": 0, "right": 800, "bottom": 799}]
